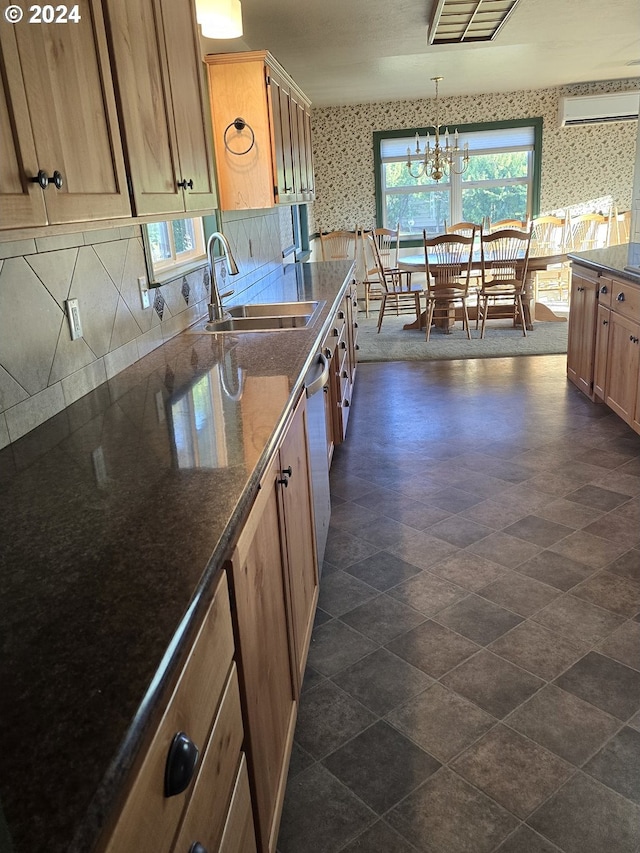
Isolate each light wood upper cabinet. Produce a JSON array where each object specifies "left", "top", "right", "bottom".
[
  {"left": 205, "top": 51, "right": 314, "bottom": 210},
  {"left": 0, "top": 0, "right": 131, "bottom": 228},
  {"left": 103, "top": 0, "right": 217, "bottom": 217}
]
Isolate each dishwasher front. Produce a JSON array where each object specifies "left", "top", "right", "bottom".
[{"left": 304, "top": 352, "right": 332, "bottom": 572}]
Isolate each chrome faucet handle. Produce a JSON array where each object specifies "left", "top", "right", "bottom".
[{"left": 219, "top": 290, "right": 234, "bottom": 300}]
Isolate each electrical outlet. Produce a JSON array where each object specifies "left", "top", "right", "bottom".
[
  {"left": 65, "top": 298, "right": 83, "bottom": 340},
  {"left": 138, "top": 275, "right": 151, "bottom": 309}
]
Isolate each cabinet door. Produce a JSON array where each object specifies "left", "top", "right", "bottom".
[
  {"left": 278, "top": 396, "right": 318, "bottom": 694},
  {"left": 1, "top": 0, "right": 130, "bottom": 226},
  {"left": 219, "top": 755, "right": 258, "bottom": 853},
  {"left": 0, "top": 43, "right": 47, "bottom": 227},
  {"left": 268, "top": 72, "right": 296, "bottom": 204},
  {"left": 567, "top": 268, "right": 597, "bottom": 397},
  {"left": 160, "top": 0, "right": 218, "bottom": 213},
  {"left": 604, "top": 312, "right": 640, "bottom": 425},
  {"left": 593, "top": 304, "right": 610, "bottom": 401},
  {"left": 104, "top": 0, "right": 217, "bottom": 217},
  {"left": 289, "top": 92, "right": 308, "bottom": 202},
  {"left": 302, "top": 106, "right": 315, "bottom": 201},
  {"left": 229, "top": 454, "right": 296, "bottom": 853}
]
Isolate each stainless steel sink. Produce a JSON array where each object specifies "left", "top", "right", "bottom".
[{"left": 187, "top": 301, "right": 323, "bottom": 334}]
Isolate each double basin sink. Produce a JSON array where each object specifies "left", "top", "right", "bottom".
[{"left": 188, "top": 301, "right": 323, "bottom": 334}]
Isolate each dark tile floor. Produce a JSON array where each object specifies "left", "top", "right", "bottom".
[{"left": 277, "top": 355, "right": 640, "bottom": 853}]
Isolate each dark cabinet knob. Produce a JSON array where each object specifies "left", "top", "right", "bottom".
[
  {"left": 281, "top": 466, "right": 292, "bottom": 478},
  {"left": 164, "top": 732, "right": 199, "bottom": 798},
  {"left": 603, "top": 320, "right": 608, "bottom": 326},
  {"left": 177, "top": 178, "right": 194, "bottom": 190},
  {"left": 189, "top": 844, "right": 208, "bottom": 853},
  {"left": 324, "top": 348, "right": 332, "bottom": 360},
  {"left": 338, "top": 311, "right": 345, "bottom": 320},
  {"left": 30, "top": 170, "right": 64, "bottom": 189},
  {"left": 600, "top": 285, "right": 608, "bottom": 294},
  {"left": 617, "top": 293, "right": 625, "bottom": 302},
  {"left": 31, "top": 170, "right": 49, "bottom": 189},
  {"left": 277, "top": 476, "right": 289, "bottom": 487}
]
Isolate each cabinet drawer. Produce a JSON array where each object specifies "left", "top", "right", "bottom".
[
  {"left": 598, "top": 276, "right": 613, "bottom": 307},
  {"left": 610, "top": 279, "right": 640, "bottom": 323},
  {"left": 103, "top": 572, "right": 235, "bottom": 853},
  {"left": 172, "top": 664, "right": 247, "bottom": 853},
  {"left": 219, "top": 754, "right": 258, "bottom": 853}
]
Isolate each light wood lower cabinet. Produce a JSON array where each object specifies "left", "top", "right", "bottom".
[
  {"left": 567, "top": 265, "right": 598, "bottom": 398},
  {"left": 228, "top": 392, "right": 318, "bottom": 852},
  {"left": 602, "top": 309, "right": 640, "bottom": 425},
  {"left": 322, "top": 281, "right": 359, "bottom": 459},
  {"left": 99, "top": 572, "right": 255, "bottom": 853},
  {"left": 573, "top": 260, "right": 640, "bottom": 436}
]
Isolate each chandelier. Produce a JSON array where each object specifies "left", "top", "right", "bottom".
[{"left": 406, "top": 77, "right": 470, "bottom": 182}]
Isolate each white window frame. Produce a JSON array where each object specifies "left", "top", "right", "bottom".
[
  {"left": 376, "top": 121, "right": 541, "bottom": 240},
  {"left": 143, "top": 216, "right": 207, "bottom": 283}
]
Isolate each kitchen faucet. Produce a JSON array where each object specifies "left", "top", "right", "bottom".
[{"left": 206, "top": 231, "right": 239, "bottom": 322}]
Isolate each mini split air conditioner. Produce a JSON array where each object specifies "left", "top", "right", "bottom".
[{"left": 559, "top": 91, "right": 640, "bottom": 127}]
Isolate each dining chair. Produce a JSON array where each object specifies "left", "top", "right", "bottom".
[
  {"left": 444, "top": 220, "right": 480, "bottom": 239},
  {"left": 486, "top": 217, "right": 531, "bottom": 233},
  {"left": 423, "top": 231, "right": 475, "bottom": 341},
  {"left": 611, "top": 209, "right": 631, "bottom": 245},
  {"left": 360, "top": 224, "right": 401, "bottom": 317},
  {"left": 319, "top": 229, "right": 358, "bottom": 261},
  {"left": 565, "top": 212, "right": 609, "bottom": 251},
  {"left": 477, "top": 228, "right": 532, "bottom": 338},
  {"left": 530, "top": 215, "right": 570, "bottom": 303},
  {"left": 369, "top": 234, "right": 423, "bottom": 333}
]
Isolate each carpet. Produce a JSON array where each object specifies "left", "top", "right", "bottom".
[{"left": 356, "top": 312, "right": 568, "bottom": 362}]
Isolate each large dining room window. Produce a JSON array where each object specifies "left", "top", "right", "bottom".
[{"left": 374, "top": 119, "right": 542, "bottom": 242}]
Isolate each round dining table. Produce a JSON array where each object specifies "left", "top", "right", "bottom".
[{"left": 397, "top": 251, "right": 568, "bottom": 331}]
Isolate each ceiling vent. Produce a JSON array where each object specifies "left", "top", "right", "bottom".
[
  {"left": 558, "top": 91, "right": 640, "bottom": 127},
  {"left": 427, "top": 0, "right": 522, "bottom": 45}
]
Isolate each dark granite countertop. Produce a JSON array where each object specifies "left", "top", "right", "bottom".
[
  {"left": 568, "top": 241, "right": 640, "bottom": 284},
  {"left": 0, "top": 260, "right": 354, "bottom": 853}
]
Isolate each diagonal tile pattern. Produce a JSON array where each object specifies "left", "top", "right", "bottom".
[{"left": 278, "top": 355, "right": 640, "bottom": 853}]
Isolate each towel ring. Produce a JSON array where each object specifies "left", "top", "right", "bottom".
[{"left": 223, "top": 117, "right": 255, "bottom": 156}]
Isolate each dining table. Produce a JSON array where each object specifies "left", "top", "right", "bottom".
[{"left": 397, "top": 250, "right": 569, "bottom": 331}]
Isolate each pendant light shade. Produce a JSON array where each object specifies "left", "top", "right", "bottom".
[{"left": 196, "top": 0, "right": 243, "bottom": 39}]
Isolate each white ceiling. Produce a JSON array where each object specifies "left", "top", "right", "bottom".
[{"left": 200, "top": 0, "right": 640, "bottom": 107}]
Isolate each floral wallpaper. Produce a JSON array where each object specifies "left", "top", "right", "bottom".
[{"left": 309, "top": 78, "right": 640, "bottom": 233}]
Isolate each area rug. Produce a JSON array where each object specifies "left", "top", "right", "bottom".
[{"left": 356, "top": 312, "right": 568, "bottom": 362}]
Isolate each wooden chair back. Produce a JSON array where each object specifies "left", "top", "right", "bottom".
[
  {"left": 478, "top": 228, "right": 532, "bottom": 338},
  {"left": 368, "top": 234, "right": 422, "bottom": 332},
  {"left": 566, "top": 213, "right": 609, "bottom": 251},
  {"left": 319, "top": 229, "right": 357, "bottom": 261},
  {"left": 480, "top": 228, "right": 532, "bottom": 292},
  {"left": 423, "top": 231, "right": 475, "bottom": 295},
  {"left": 530, "top": 215, "right": 566, "bottom": 256},
  {"left": 612, "top": 209, "right": 631, "bottom": 245},
  {"left": 486, "top": 217, "right": 531, "bottom": 233},
  {"left": 444, "top": 221, "right": 479, "bottom": 239}
]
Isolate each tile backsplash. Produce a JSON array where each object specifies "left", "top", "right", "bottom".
[{"left": 0, "top": 208, "right": 291, "bottom": 449}]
